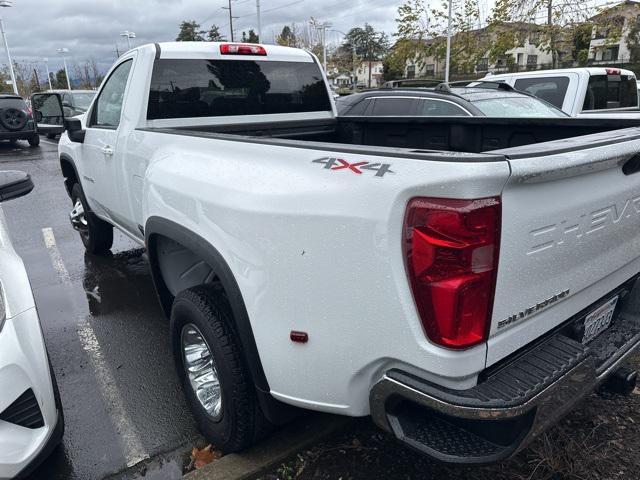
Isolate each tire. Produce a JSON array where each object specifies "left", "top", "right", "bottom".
[
  {"left": 28, "top": 135, "right": 40, "bottom": 147},
  {"left": 0, "top": 108, "right": 27, "bottom": 131},
  {"left": 171, "top": 286, "right": 270, "bottom": 452},
  {"left": 70, "top": 183, "right": 113, "bottom": 254},
  {"left": 8, "top": 138, "right": 17, "bottom": 146},
  {"left": 46, "top": 133, "right": 57, "bottom": 140}
]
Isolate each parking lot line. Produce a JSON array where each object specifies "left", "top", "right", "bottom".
[{"left": 41, "top": 227, "right": 149, "bottom": 468}]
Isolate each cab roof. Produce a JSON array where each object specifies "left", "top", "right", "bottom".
[{"left": 154, "top": 42, "right": 316, "bottom": 63}]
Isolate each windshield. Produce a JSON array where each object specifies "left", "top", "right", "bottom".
[
  {"left": 472, "top": 96, "right": 567, "bottom": 117},
  {"left": 72, "top": 92, "right": 96, "bottom": 111}
]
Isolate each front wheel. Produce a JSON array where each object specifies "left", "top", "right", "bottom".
[
  {"left": 28, "top": 135, "right": 40, "bottom": 147},
  {"left": 171, "top": 286, "right": 270, "bottom": 452},
  {"left": 70, "top": 183, "right": 113, "bottom": 254}
]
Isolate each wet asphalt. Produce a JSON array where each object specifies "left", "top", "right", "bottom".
[{"left": 0, "top": 138, "right": 202, "bottom": 479}]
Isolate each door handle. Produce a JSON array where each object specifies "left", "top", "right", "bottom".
[{"left": 101, "top": 146, "right": 114, "bottom": 156}]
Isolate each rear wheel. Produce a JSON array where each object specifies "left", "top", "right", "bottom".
[
  {"left": 171, "top": 286, "right": 270, "bottom": 452},
  {"left": 70, "top": 183, "right": 113, "bottom": 254},
  {"left": 28, "top": 135, "right": 40, "bottom": 147}
]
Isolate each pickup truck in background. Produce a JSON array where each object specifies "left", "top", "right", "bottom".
[
  {"left": 31, "top": 42, "right": 640, "bottom": 465},
  {"left": 484, "top": 67, "right": 640, "bottom": 117}
]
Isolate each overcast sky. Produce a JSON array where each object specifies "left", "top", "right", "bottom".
[
  {"left": 1, "top": 0, "right": 613, "bottom": 78},
  {"left": 1, "top": 0, "right": 404, "bottom": 75}
]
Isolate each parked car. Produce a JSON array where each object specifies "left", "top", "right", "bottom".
[
  {"left": 33, "top": 42, "right": 640, "bottom": 465},
  {"left": 0, "top": 95, "right": 39, "bottom": 147},
  {"left": 337, "top": 83, "right": 569, "bottom": 117},
  {"left": 483, "top": 67, "right": 640, "bottom": 117},
  {"left": 40, "top": 90, "right": 96, "bottom": 139},
  {"left": 0, "top": 171, "right": 64, "bottom": 478}
]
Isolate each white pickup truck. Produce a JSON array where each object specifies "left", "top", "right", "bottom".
[
  {"left": 32, "top": 42, "right": 640, "bottom": 464},
  {"left": 485, "top": 67, "right": 640, "bottom": 117}
]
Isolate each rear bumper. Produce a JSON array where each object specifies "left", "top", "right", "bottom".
[
  {"left": 370, "top": 277, "right": 640, "bottom": 465},
  {"left": 0, "top": 129, "right": 36, "bottom": 141}
]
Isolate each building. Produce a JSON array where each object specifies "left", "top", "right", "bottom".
[
  {"left": 403, "top": 25, "right": 553, "bottom": 79},
  {"left": 356, "top": 60, "right": 384, "bottom": 88},
  {"left": 589, "top": 0, "right": 640, "bottom": 63}
]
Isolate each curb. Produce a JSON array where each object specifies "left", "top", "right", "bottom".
[{"left": 183, "top": 413, "right": 353, "bottom": 480}]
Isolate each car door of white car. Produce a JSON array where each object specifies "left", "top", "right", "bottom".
[{"left": 80, "top": 56, "right": 135, "bottom": 222}]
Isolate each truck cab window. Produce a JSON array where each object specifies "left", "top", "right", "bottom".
[
  {"left": 91, "top": 59, "right": 133, "bottom": 128},
  {"left": 513, "top": 76, "right": 569, "bottom": 109},
  {"left": 582, "top": 74, "right": 638, "bottom": 110}
]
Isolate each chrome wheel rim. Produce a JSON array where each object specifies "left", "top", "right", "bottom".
[
  {"left": 181, "top": 324, "right": 222, "bottom": 420},
  {"left": 70, "top": 199, "right": 89, "bottom": 238}
]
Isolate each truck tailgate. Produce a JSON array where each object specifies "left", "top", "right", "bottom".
[{"left": 487, "top": 128, "right": 640, "bottom": 366}]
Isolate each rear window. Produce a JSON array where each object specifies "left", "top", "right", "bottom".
[
  {"left": 513, "top": 76, "right": 569, "bottom": 108},
  {"left": 0, "top": 97, "right": 27, "bottom": 110},
  {"left": 472, "top": 96, "right": 567, "bottom": 117},
  {"left": 582, "top": 74, "right": 638, "bottom": 110},
  {"left": 147, "top": 59, "right": 332, "bottom": 120}
]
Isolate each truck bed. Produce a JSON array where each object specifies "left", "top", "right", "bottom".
[{"left": 144, "top": 116, "right": 640, "bottom": 157}]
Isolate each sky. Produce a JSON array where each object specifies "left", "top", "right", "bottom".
[
  {"left": 0, "top": 0, "right": 403, "bottom": 76},
  {"left": 0, "top": 0, "right": 615, "bottom": 78}
]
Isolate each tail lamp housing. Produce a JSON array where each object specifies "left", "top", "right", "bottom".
[
  {"left": 220, "top": 43, "right": 267, "bottom": 56},
  {"left": 403, "top": 197, "right": 501, "bottom": 349}
]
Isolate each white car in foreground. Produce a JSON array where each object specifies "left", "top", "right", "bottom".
[{"left": 0, "top": 171, "right": 63, "bottom": 479}]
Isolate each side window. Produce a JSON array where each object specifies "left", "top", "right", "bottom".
[
  {"left": 91, "top": 59, "right": 133, "bottom": 128},
  {"left": 514, "top": 76, "right": 569, "bottom": 108},
  {"left": 339, "top": 98, "right": 369, "bottom": 116},
  {"left": 370, "top": 97, "right": 417, "bottom": 116},
  {"left": 420, "top": 99, "right": 470, "bottom": 116},
  {"left": 582, "top": 74, "right": 638, "bottom": 110}
]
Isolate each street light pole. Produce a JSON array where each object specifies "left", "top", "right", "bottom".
[
  {"left": 319, "top": 22, "right": 331, "bottom": 73},
  {"left": 444, "top": 0, "right": 453, "bottom": 83},
  {"left": 57, "top": 48, "right": 71, "bottom": 90},
  {"left": 120, "top": 31, "right": 136, "bottom": 51},
  {"left": 0, "top": 1, "right": 18, "bottom": 96},
  {"left": 42, "top": 58, "right": 52, "bottom": 90}
]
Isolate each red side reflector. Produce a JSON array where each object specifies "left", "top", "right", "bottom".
[
  {"left": 403, "top": 197, "right": 501, "bottom": 349},
  {"left": 290, "top": 331, "right": 308, "bottom": 343},
  {"left": 220, "top": 43, "right": 267, "bottom": 56},
  {"left": 606, "top": 68, "right": 621, "bottom": 75}
]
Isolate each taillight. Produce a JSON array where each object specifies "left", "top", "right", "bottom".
[
  {"left": 220, "top": 43, "right": 267, "bottom": 56},
  {"left": 606, "top": 68, "right": 621, "bottom": 75},
  {"left": 403, "top": 197, "right": 501, "bottom": 349}
]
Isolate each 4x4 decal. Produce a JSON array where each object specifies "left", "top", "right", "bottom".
[{"left": 312, "top": 157, "right": 394, "bottom": 177}]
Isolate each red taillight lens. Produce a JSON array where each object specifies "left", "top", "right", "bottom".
[
  {"left": 403, "top": 197, "right": 501, "bottom": 349},
  {"left": 606, "top": 68, "right": 621, "bottom": 75},
  {"left": 220, "top": 43, "right": 267, "bottom": 56}
]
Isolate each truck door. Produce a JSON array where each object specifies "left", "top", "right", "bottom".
[{"left": 81, "top": 56, "right": 134, "bottom": 223}]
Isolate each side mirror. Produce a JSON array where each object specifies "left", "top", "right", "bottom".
[
  {"left": 0, "top": 170, "right": 33, "bottom": 202},
  {"left": 64, "top": 117, "right": 85, "bottom": 143},
  {"left": 31, "top": 93, "right": 65, "bottom": 137}
]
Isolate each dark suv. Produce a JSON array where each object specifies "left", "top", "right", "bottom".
[{"left": 0, "top": 95, "right": 39, "bottom": 147}]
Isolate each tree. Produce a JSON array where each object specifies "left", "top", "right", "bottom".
[
  {"left": 344, "top": 24, "right": 389, "bottom": 87},
  {"left": 241, "top": 29, "right": 259, "bottom": 43},
  {"left": 206, "top": 25, "right": 225, "bottom": 42},
  {"left": 489, "top": 0, "right": 596, "bottom": 68},
  {"left": 55, "top": 68, "right": 68, "bottom": 89},
  {"left": 276, "top": 25, "right": 297, "bottom": 47},
  {"left": 176, "top": 20, "right": 205, "bottom": 41}
]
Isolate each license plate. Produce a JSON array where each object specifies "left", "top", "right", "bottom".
[{"left": 582, "top": 296, "right": 618, "bottom": 344}]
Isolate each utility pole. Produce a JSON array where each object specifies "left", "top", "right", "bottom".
[
  {"left": 223, "top": 0, "right": 235, "bottom": 42},
  {"left": 256, "top": 0, "right": 261, "bottom": 42},
  {"left": 319, "top": 22, "right": 331, "bottom": 73},
  {"left": 444, "top": 0, "right": 452, "bottom": 83}
]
